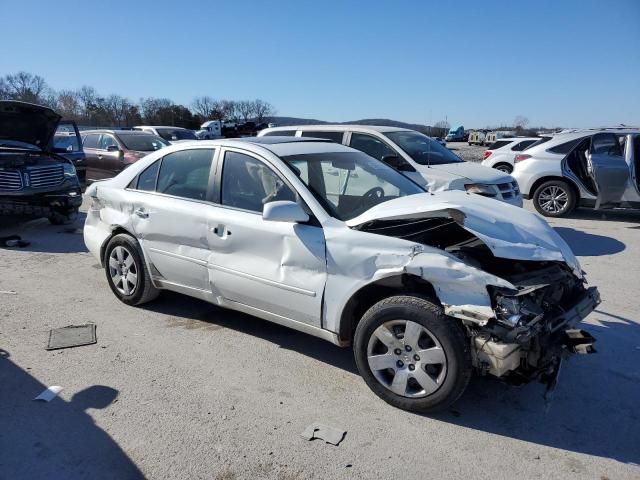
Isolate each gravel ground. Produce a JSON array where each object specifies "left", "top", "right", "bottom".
[
  {"left": 1, "top": 201, "right": 639, "bottom": 480},
  {"left": 445, "top": 141, "right": 487, "bottom": 162}
]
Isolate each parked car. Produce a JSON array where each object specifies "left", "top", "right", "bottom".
[
  {"left": 85, "top": 136, "right": 599, "bottom": 412},
  {"left": 481, "top": 137, "right": 539, "bottom": 173},
  {"left": 445, "top": 125, "right": 465, "bottom": 142},
  {"left": 53, "top": 120, "right": 86, "bottom": 185},
  {"left": 513, "top": 128, "right": 640, "bottom": 217},
  {"left": 258, "top": 125, "right": 522, "bottom": 206},
  {"left": 133, "top": 126, "right": 198, "bottom": 143},
  {"left": 81, "top": 129, "right": 168, "bottom": 182},
  {"left": 468, "top": 131, "right": 486, "bottom": 146},
  {"left": 0, "top": 101, "right": 82, "bottom": 224}
]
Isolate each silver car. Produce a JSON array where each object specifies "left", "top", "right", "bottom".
[
  {"left": 84, "top": 137, "right": 599, "bottom": 412},
  {"left": 513, "top": 128, "right": 640, "bottom": 217}
]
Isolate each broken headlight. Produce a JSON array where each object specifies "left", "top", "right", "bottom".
[
  {"left": 464, "top": 183, "right": 498, "bottom": 197},
  {"left": 492, "top": 289, "right": 545, "bottom": 328}
]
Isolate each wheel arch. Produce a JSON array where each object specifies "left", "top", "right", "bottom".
[
  {"left": 530, "top": 175, "right": 580, "bottom": 202},
  {"left": 99, "top": 225, "right": 137, "bottom": 267},
  {"left": 337, "top": 274, "right": 439, "bottom": 344}
]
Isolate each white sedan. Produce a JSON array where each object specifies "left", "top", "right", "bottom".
[{"left": 84, "top": 137, "right": 599, "bottom": 412}]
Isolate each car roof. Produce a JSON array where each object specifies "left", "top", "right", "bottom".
[
  {"left": 191, "top": 137, "right": 355, "bottom": 157},
  {"left": 261, "top": 124, "right": 412, "bottom": 134}
]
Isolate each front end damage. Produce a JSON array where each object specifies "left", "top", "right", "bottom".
[{"left": 347, "top": 191, "right": 600, "bottom": 389}]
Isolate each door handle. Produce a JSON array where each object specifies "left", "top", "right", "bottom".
[
  {"left": 97, "top": 155, "right": 103, "bottom": 159},
  {"left": 211, "top": 226, "right": 231, "bottom": 236},
  {"left": 134, "top": 208, "right": 149, "bottom": 218}
]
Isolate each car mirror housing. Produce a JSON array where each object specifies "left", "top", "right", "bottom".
[
  {"left": 262, "top": 201, "right": 309, "bottom": 223},
  {"left": 107, "top": 145, "right": 120, "bottom": 152}
]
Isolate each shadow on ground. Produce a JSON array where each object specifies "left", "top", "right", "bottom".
[
  {"left": 554, "top": 226, "right": 626, "bottom": 256},
  {"left": 0, "top": 214, "right": 87, "bottom": 254},
  {"left": 564, "top": 207, "right": 640, "bottom": 224},
  {"left": 0, "top": 349, "right": 144, "bottom": 479},
  {"left": 145, "top": 292, "right": 640, "bottom": 465}
]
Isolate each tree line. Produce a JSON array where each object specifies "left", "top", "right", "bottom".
[{"left": 0, "top": 72, "right": 276, "bottom": 130}]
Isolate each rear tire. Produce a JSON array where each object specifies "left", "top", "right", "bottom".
[
  {"left": 532, "top": 179, "right": 576, "bottom": 217},
  {"left": 494, "top": 163, "right": 513, "bottom": 174},
  {"left": 104, "top": 233, "right": 159, "bottom": 306},
  {"left": 353, "top": 295, "right": 472, "bottom": 413}
]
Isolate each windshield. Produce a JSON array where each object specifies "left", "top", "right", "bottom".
[
  {"left": 282, "top": 151, "right": 424, "bottom": 221},
  {"left": 53, "top": 124, "right": 81, "bottom": 152},
  {"left": 385, "top": 131, "right": 464, "bottom": 165},
  {"left": 156, "top": 128, "right": 197, "bottom": 141},
  {"left": 119, "top": 134, "right": 168, "bottom": 152}
]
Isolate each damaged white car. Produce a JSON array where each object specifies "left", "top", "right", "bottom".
[{"left": 84, "top": 137, "right": 599, "bottom": 412}]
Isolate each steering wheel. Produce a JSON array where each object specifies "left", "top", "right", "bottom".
[{"left": 363, "top": 186, "right": 384, "bottom": 201}]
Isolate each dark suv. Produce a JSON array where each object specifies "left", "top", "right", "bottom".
[{"left": 0, "top": 101, "right": 82, "bottom": 224}]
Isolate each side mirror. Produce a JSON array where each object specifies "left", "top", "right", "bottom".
[
  {"left": 381, "top": 155, "right": 415, "bottom": 172},
  {"left": 262, "top": 201, "right": 309, "bottom": 223},
  {"left": 106, "top": 145, "right": 120, "bottom": 153}
]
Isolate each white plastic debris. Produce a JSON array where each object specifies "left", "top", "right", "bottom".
[
  {"left": 33, "top": 386, "right": 63, "bottom": 402},
  {"left": 0, "top": 290, "right": 17, "bottom": 295}
]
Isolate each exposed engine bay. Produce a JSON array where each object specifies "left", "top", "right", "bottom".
[{"left": 355, "top": 216, "right": 600, "bottom": 388}]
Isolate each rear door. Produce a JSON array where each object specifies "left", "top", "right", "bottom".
[{"left": 588, "top": 133, "right": 629, "bottom": 208}]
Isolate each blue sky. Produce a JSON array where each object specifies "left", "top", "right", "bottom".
[{"left": 1, "top": 0, "right": 638, "bottom": 128}]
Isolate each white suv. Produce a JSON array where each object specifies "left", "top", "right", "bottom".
[
  {"left": 85, "top": 137, "right": 598, "bottom": 412},
  {"left": 513, "top": 129, "right": 640, "bottom": 217},
  {"left": 259, "top": 125, "right": 522, "bottom": 206},
  {"left": 481, "top": 137, "right": 539, "bottom": 173}
]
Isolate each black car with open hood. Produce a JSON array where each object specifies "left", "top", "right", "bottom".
[{"left": 0, "top": 101, "right": 82, "bottom": 224}]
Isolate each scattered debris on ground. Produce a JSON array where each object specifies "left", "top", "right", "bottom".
[
  {"left": 47, "top": 324, "right": 97, "bottom": 350},
  {"left": 33, "top": 386, "right": 63, "bottom": 402},
  {"left": 301, "top": 422, "right": 346, "bottom": 446},
  {"left": 0, "top": 290, "right": 17, "bottom": 295}
]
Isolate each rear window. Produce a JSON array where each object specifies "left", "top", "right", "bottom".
[
  {"left": 263, "top": 130, "right": 296, "bottom": 137},
  {"left": 300, "top": 131, "right": 344, "bottom": 143},
  {"left": 487, "top": 140, "right": 511, "bottom": 151},
  {"left": 548, "top": 138, "right": 583, "bottom": 154},
  {"left": 523, "top": 136, "right": 552, "bottom": 151}
]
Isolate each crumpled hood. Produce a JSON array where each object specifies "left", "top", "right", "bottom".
[
  {"left": 427, "top": 161, "right": 513, "bottom": 183},
  {"left": 347, "top": 190, "right": 582, "bottom": 277},
  {"left": 0, "top": 101, "right": 61, "bottom": 150}
]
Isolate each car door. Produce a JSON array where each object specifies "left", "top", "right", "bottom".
[
  {"left": 130, "top": 148, "right": 217, "bottom": 291},
  {"left": 587, "top": 133, "right": 629, "bottom": 208},
  {"left": 97, "top": 134, "right": 125, "bottom": 178},
  {"left": 205, "top": 149, "right": 327, "bottom": 328},
  {"left": 82, "top": 133, "right": 102, "bottom": 181}
]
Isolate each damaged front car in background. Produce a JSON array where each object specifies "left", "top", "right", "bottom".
[{"left": 84, "top": 137, "right": 599, "bottom": 412}]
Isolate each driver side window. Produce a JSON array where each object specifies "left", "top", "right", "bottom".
[
  {"left": 99, "top": 134, "right": 118, "bottom": 150},
  {"left": 221, "top": 151, "right": 296, "bottom": 213},
  {"left": 350, "top": 133, "right": 397, "bottom": 161}
]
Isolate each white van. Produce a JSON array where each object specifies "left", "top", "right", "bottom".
[
  {"left": 468, "top": 131, "right": 486, "bottom": 146},
  {"left": 258, "top": 125, "right": 522, "bottom": 206}
]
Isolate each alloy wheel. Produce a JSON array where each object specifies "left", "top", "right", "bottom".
[
  {"left": 538, "top": 185, "right": 569, "bottom": 214},
  {"left": 108, "top": 246, "right": 138, "bottom": 296},
  {"left": 366, "top": 320, "right": 447, "bottom": 398}
]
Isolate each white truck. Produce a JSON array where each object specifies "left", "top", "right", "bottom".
[{"left": 195, "top": 120, "right": 223, "bottom": 139}]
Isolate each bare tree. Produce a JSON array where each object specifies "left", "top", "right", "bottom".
[
  {"left": 57, "top": 90, "right": 82, "bottom": 119},
  {"left": 252, "top": 99, "right": 275, "bottom": 124},
  {"left": 2, "top": 71, "right": 51, "bottom": 104},
  {"left": 221, "top": 100, "right": 240, "bottom": 123},
  {"left": 139, "top": 97, "right": 173, "bottom": 124},
  {"left": 191, "top": 96, "right": 217, "bottom": 119},
  {"left": 431, "top": 120, "right": 450, "bottom": 138},
  {"left": 237, "top": 100, "right": 254, "bottom": 123},
  {"left": 514, "top": 115, "right": 530, "bottom": 129}
]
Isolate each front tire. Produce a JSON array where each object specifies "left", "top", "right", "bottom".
[
  {"left": 532, "top": 179, "right": 576, "bottom": 217},
  {"left": 104, "top": 234, "right": 159, "bottom": 306},
  {"left": 494, "top": 163, "right": 513, "bottom": 174},
  {"left": 353, "top": 296, "right": 472, "bottom": 413},
  {"left": 48, "top": 207, "right": 79, "bottom": 225}
]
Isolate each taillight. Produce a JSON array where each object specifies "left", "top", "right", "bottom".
[
  {"left": 483, "top": 150, "right": 492, "bottom": 160},
  {"left": 514, "top": 154, "right": 531, "bottom": 163}
]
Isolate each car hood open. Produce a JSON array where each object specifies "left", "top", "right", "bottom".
[
  {"left": 428, "top": 161, "right": 513, "bottom": 183},
  {"left": 346, "top": 190, "right": 581, "bottom": 276},
  {"left": 0, "top": 101, "right": 61, "bottom": 150}
]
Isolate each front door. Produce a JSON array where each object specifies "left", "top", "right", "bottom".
[
  {"left": 588, "top": 133, "right": 629, "bottom": 208},
  {"left": 131, "top": 148, "right": 217, "bottom": 291},
  {"left": 206, "top": 149, "right": 327, "bottom": 327},
  {"left": 82, "top": 133, "right": 102, "bottom": 181},
  {"left": 97, "top": 134, "right": 124, "bottom": 179}
]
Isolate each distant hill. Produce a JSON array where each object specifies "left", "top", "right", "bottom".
[{"left": 269, "top": 116, "right": 432, "bottom": 133}]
